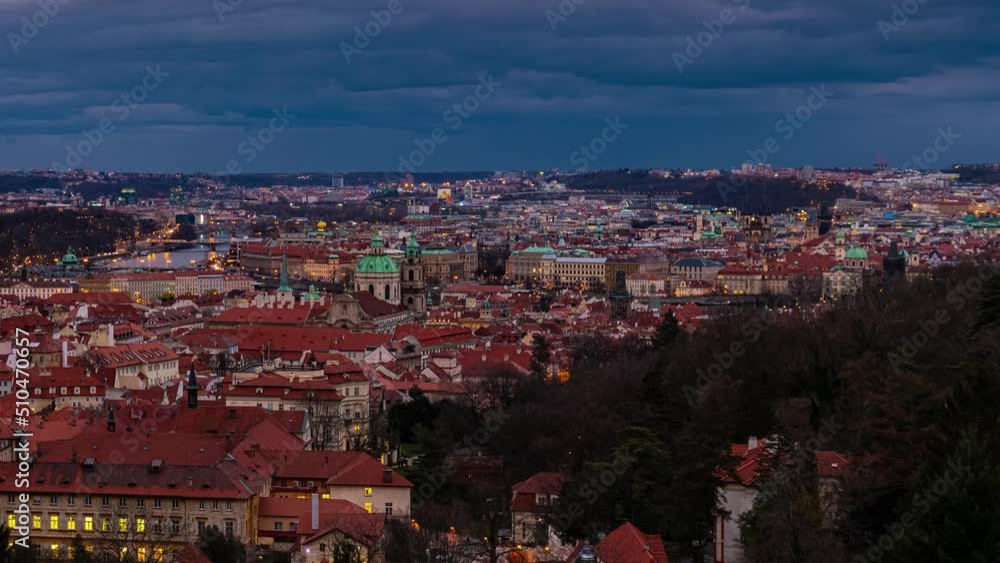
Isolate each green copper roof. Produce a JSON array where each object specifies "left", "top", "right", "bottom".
[
  {"left": 304, "top": 284, "right": 321, "bottom": 301},
  {"left": 277, "top": 252, "right": 292, "bottom": 292},
  {"left": 61, "top": 249, "right": 79, "bottom": 264},
  {"left": 845, "top": 247, "right": 868, "bottom": 260},
  {"left": 357, "top": 233, "right": 399, "bottom": 273},
  {"left": 517, "top": 246, "right": 555, "bottom": 255},
  {"left": 357, "top": 254, "right": 399, "bottom": 273},
  {"left": 836, "top": 230, "right": 846, "bottom": 239},
  {"left": 406, "top": 234, "right": 421, "bottom": 258}
]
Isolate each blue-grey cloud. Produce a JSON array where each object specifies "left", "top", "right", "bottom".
[{"left": 1, "top": 0, "right": 998, "bottom": 172}]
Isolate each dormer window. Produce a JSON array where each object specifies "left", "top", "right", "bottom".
[
  {"left": 256, "top": 387, "right": 263, "bottom": 394},
  {"left": 535, "top": 494, "right": 548, "bottom": 506}
]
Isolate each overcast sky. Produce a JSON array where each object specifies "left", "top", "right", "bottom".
[{"left": 1, "top": 0, "right": 997, "bottom": 173}]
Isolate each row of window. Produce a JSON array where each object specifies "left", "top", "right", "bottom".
[
  {"left": 32, "top": 386, "right": 99, "bottom": 395},
  {"left": 7, "top": 494, "right": 233, "bottom": 512},
  {"left": 41, "top": 544, "right": 166, "bottom": 562},
  {"left": 8, "top": 514, "right": 235, "bottom": 536}
]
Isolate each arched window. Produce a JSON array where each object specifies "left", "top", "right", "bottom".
[
  {"left": 384, "top": 284, "right": 391, "bottom": 300},
  {"left": 368, "top": 284, "right": 374, "bottom": 294},
  {"left": 408, "top": 269, "right": 415, "bottom": 282},
  {"left": 407, "top": 297, "right": 413, "bottom": 305}
]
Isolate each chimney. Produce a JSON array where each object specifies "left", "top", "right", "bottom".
[
  {"left": 382, "top": 468, "right": 392, "bottom": 484},
  {"left": 61, "top": 340, "right": 69, "bottom": 368},
  {"left": 748, "top": 436, "right": 758, "bottom": 451},
  {"left": 311, "top": 493, "right": 320, "bottom": 531},
  {"left": 107, "top": 323, "right": 114, "bottom": 347}
]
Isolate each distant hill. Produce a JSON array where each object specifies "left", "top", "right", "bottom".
[
  {"left": 554, "top": 170, "right": 859, "bottom": 213},
  {"left": 954, "top": 164, "right": 1000, "bottom": 184},
  {"left": 0, "top": 208, "right": 155, "bottom": 268}
]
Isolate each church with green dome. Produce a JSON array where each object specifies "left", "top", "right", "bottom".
[{"left": 354, "top": 233, "right": 425, "bottom": 312}]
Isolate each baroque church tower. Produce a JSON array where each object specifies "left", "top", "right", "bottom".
[{"left": 401, "top": 234, "right": 427, "bottom": 313}]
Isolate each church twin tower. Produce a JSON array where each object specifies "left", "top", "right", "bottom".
[{"left": 354, "top": 233, "right": 427, "bottom": 313}]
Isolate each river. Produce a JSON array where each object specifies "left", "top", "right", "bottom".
[{"left": 111, "top": 244, "right": 231, "bottom": 270}]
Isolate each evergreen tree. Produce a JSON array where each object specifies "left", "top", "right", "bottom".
[
  {"left": 530, "top": 335, "right": 551, "bottom": 381},
  {"left": 331, "top": 543, "right": 363, "bottom": 563},
  {"left": 739, "top": 435, "right": 845, "bottom": 563},
  {"left": 198, "top": 525, "right": 246, "bottom": 563},
  {"left": 653, "top": 310, "right": 681, "bottom": 351},
  {"left": 71, "top": 534, "right": 92, "bottom": 563}
]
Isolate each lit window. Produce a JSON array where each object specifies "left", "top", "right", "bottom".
[
  {"left": 67, "top": 515, "right": 76, "bottom": 530},
  {"left": 138, "top": 548, "right": 147, "bottom": 562},
  {"left": 84, "top": 516, "right": 94, "bottom": 531},
  {"left": 363, "top": 487, "right": 373, "bottom": 497},
  {"left": 7, "top": 514, "right": 15, "bottom": 528},
  {"left": 363, "top": 502, "right": 373, "bottom": 513},
  {"left": 33, "top": 515, "right": 41, "bottom": 529},
  {"left": 119, "top": 517, "right": 128, "bottom": 532},
  {"left": 136, "top": 518, "right": 145, "bottom": 533}
]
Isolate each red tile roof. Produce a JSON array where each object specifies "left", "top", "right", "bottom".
[
  {"left": 595, "top": 522, "right": 669, "bottom": 563},
  {"left": 269, "top": 451, "right": 412, "bottom": 488}
]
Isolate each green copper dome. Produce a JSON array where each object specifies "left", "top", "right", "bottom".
[
  {"left": 61, "top": 249, "right": 79, "bottom": 265},
  {"left": 845, "top": 247, "right": 868, "bottom": 260},
  {"left": 357, "top": 255, "right": 399, "bottom": 273},
  {"left": 357, "top": 234, "right": 399, "bottom": 273}
]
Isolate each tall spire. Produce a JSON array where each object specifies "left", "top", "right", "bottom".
[
  {"left": 406, "top": 233, "right": 421, "bottom": 258},
  {"left": 278, "top": 251, "right": 292, "bottom": 293},
  {"left": 186, "top": 365, "right": 199, "bottom": 409}
]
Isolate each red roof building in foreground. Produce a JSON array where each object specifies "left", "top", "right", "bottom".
[
  {"left": 511, "top": 471, "right": 566, "bottom": 545},
  {"left": 594, "top": 521, "right": 669, "bottom": 563},
  {"left": 714, "top": 437, "right": 849, "bottom": 563}
]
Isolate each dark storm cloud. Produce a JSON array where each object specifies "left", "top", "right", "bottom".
[{"left": 1, "top": 0, "right": 998, "bottom": 171}]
